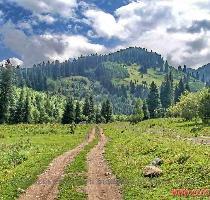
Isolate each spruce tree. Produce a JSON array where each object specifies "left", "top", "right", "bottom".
[
  {"left": 62, "top": 98, "right": 75, "bottom": 124},
  {"left": 95, "top": 107, "right": 102, "bottom": 124},
  {"left": 160, "top": 75, "right": 173, "bottom": 109},
  {"left": 174, "top": 78, "right": 185, "bottom": 103},
  {"left": 75, "top": 101, "right": 81, "bottom": 124},
  {"left": 83, "top": 96, "right": 90, "bottom": 117},
  {"left": 0, "top": 60, "right": 14, "bottom": 123},
  {"left": 147, "top": 81, "right": 160, "bottom": 118},
  {"left": 101, "top": 99, "right": 112, "bottom": 123},
  {"left": 88, "top": 95, "right": 95, "bottom": 123},
  {"left": 183, "top": 65, "right": 187, "bottom": 73}
]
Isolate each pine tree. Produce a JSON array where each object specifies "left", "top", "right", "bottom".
[
  {"left": 75, "top": 101, "right": 82, "bottom": 124},
  {"left": 95, "top": 107, "right": 102, "bottom": 124},
  {"left": 101, "top": 99, "right": 112, "bottom": 123},
  {"left": 62, "top": 98, "right": 75, "bottom": 124},
  {"left": 147, "top": 81, "right": 160, "bottom": 118},
  {"left": 0, "top": 61, "right": 14, "bottom": 123},
  {"left": 83, "top": 96, "right": 90, "bottom": 117},
  {"left": 160, "top": 75, "right": 173, "bottom": 109},
  {"left": 174, "top": 78, "right": 185, "bottom": 103},
  {"left": 183, "top": 65, "right": 187, "bottom": 73},
  {"left": 88, "top": 95, "right": 95, "bottom": 123}
]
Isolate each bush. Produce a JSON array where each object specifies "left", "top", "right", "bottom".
[
  {"left": 168, "top": 89, "right": 208, "bottom": 121},
  {"left": 199, "top": 89, "right": 210, "bottom": 124}
]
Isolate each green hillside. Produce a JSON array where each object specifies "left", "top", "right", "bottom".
[
  {"left": 114, "top": 64, "right": 204, "bottom": 91},
  {"left": 15, "top": 47, "right": 204, "bottom": 115}
]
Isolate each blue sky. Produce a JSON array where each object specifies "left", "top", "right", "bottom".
[{"left": 0, "top": 0, "right": 210, "bottom": 68}]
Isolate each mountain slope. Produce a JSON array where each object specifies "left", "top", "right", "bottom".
[
  {"left": 188, "top": 63, "right": 210, "bottom": 84},
  {"left": 15, "top": 47, "right": 204, "bottom": 115}
]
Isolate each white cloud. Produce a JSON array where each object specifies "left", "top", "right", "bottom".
[
  {"left": 84, "top": 0, "right": 210, "bottom": 68},
  {"left": 17, "top": 21, "right": 33, "bottom": 31},
  {"left": 0, "top": 22, "right": 106, "bottom": 66},
  {"left": 85, "top": 10, "right": 124, "bottom": 39},
  {"left": 0, "top": 57, "right": 23, "bottom": 67},
  {"left": 9, "top": 0, "right": 78, "bottom": 18},
  {"left": 36, "top": 14, "right": 57, "bottom": 24}
]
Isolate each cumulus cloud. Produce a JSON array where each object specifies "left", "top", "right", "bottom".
[
  {"left": 1, "top": 0, "right": 210, "bottom": 68},
  {"left": 85, "top": 1, "right": 172, "bottom": 41},
  {"left": 35, "top": 14, "right": 57, "bottom": 24},
  {"left": 8, "top": 0, "right": 78, "bottom": 18},
  {"left": 84, "top": 0, "right": 210, "bottom": 68},
  {"left": 0, "top": 22, "right": 106, "bottom": 66}
]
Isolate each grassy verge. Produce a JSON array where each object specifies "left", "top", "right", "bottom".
[
  {"left": 0, "top": 124, "right": 90, "bottom": 200},
  {"left": 58, "top": 128, "right": 99, "bottom": 200},
  {"left": 103, "top": 119, "right": 210, "bottom": 199}
]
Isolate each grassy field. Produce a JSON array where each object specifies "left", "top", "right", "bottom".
[
  {"left": 114, "top": 64, "right": 204, "bottom": 91},
  {"left": 0, "top": 124, "right": 90, "bottom": 200},
  {"left": 103, "top": 118, "right": 210, "bottom": 199}
]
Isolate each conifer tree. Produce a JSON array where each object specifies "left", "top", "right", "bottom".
[
  {"left": 88, "top": 95, "right": 95, "bottom": 123},
  {"left": 174, "top": 78, "right": 185, "bottom": 103},
  {"left": 183, "top": 65, "right": 187, "bottom": 73},
  {"left": 147, "top": 81, "right": 160, "bottom": 118},
  {"left": 83, "top": 96, "right": 90, "bottom": 117},
  {"left": 75, "top": 101, "right": 82, "bottom": 124},
  {"left": 95, "top": 107, "right": 102, "bottom": 124},
  {"left": 160, "top": 75, "right": 173, "bottom": 109},
  {"left": 101, "top": 99, "right": 112, "bottom": 123},
  {"left": 0, "top": 60, "right": 14, "bottom": 123},
  {"left": 62, "top": 98, "right": 75, "bottom": 124}
]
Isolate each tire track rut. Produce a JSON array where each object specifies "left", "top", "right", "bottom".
[
  {"left": 86, "top": 127, "right": 122, "bottom": 200},
  {"left": 19, "top": 128, "right": 95, "bottom": 200}
]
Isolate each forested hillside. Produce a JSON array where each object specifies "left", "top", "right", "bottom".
[
  {"left": 188, "top": 63, "right": 210, "bottom": 85},
  {"left": 13, "top": 47, "right": 204, "bottom": 115}
]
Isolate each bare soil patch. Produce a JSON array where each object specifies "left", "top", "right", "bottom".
[{"left": 86, "top": 128, "right": 122, "bottom": 200}]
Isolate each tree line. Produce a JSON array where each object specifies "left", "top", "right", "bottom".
[
  {"left": 130, "top": 72, "right": 191, "bottom": 123},
  {"left": 0, "top": 60, "right": 113, "bottom": 124},
  {"left": 62, "top": 96, "right": 112, "bottom": 124}
]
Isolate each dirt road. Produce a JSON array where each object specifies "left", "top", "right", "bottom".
[
  {"left": 18, "top": 128, "right": 95, "bottom": 200},
  {"left": 86, "top": 128, "right": 122, "bottom": 200}
]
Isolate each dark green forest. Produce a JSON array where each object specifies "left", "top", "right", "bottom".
[{"left": 0, "top": 47, "right": 209, "bottom": 124}]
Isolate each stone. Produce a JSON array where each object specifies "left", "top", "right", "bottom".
[
  {"left": 150, "top": 158, "right": 163, "bottom": 166},
  {"left": 143, "top": 165, "right": 162, "bottom": 177}
]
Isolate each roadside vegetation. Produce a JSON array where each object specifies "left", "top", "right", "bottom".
[
  {"left": 0, "top": 124, "right": 90, "bottom": 199},
  {"left": 103, "top": 119, "right": 210, "bottom": 199}
]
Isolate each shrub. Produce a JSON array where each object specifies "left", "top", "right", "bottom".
[
  {"left": 168, "top": 89, "right": 208, "bottom": 121},
  {"left": 199, "top": 89, "right": 210, "bottom": 124}
]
